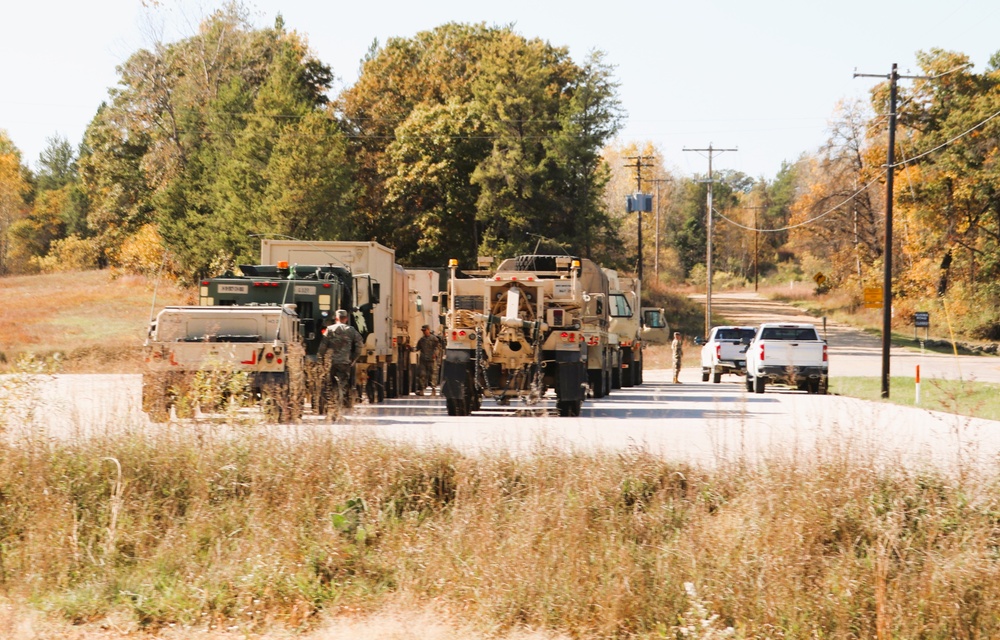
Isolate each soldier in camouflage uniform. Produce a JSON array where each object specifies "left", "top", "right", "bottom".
[
  {"left": 318, "top": 310, "right": 364, "bottom": 409},
  {"left": 671, "top": 331, "right": 684, "bottom": 384},
  {"left": 414, "top": 324, "right": 443, "bottom": 396}
]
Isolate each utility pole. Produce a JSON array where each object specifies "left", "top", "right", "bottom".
[
  {"left": 625, "top": 155, "right": 655, "bottom": 297},
  {"left": 683, "top": 144, "right": 737, "bottom": 337},
  {"left": 649, "top": 178, "right": 670, "bottom": 281},
  {"left": 738, "top": 204, "right": 767, "bottom": 292},
  {"left": 855, "top": 63, "right": 926, "bottom": 399}
]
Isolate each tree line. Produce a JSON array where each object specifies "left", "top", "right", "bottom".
[{"left": 2, "top": 5, "right": 999, "bottom": 337}]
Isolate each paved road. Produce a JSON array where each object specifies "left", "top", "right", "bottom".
[
  {"left": 694, "top": 291, "right": 1000, "bottom": 383},
  {"left": 6, "top": 369, "right": 999, "bottom": 471}
]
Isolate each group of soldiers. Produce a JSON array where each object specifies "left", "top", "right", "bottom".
[{"left": 316, "top": 310, "right": 443, "bottom": 411}]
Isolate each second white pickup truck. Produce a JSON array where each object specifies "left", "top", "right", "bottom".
[
  {"left": 745, "top": 323, "right": 829, "bottom": 394},
  {"left": 699, "top": 326, "right": 756, "bottom": 383}
]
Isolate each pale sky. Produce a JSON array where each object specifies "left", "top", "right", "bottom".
[{"left": 2, "top": 0, "right": 998, "bottom": 180}]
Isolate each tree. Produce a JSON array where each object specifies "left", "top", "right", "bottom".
[
  {"left": 339, "top": 23, "right": 623, "bottom": 266},
  {"left": 0, "top": 131, "right": 30, "bottom": 274}
]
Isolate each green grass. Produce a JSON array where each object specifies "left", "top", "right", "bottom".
[{"left": 833, "top": 376, "right": 1000, "bottom": 421}]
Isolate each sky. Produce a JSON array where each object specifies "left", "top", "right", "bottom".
[{"left": 2, "top": 0, "right": 999, "bottom": 181}]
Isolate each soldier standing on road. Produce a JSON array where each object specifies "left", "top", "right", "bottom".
[
  {"left": 414, "top": 324, "right": 443, "bottom": 396},
  {"left": 671, "top": 331, "right": 684, "bottom": 384},
  {"left": 318, "top": 309, "right": 364, "bottom": 409}
]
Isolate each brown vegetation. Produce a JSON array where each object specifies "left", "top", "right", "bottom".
[
  {"left": 0, "top": 270, "right": 192, "bottom": 371},
  {"left": 2, "top": 417, "right": 1000, "bottom": 638}
]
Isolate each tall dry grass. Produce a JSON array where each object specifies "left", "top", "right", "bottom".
[{"left": 2, "top": 420, "right": 1000, "bottom": 638}]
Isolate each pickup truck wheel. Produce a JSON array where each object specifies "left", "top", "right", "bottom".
[
  {"left": 753, "top": 376, "right": 766, "bottom": 394},
  {"left": 712, "top": 372, "right": 722, "bottom": 384},
  {"left": 819, "top": 378, "right": 829, "bottom": 395},
  {"left": 745, "top": 375, "right": 754, "bottom": 392},
  {"left": 701, "top": 369, "right": 710, "bottom": 382}
]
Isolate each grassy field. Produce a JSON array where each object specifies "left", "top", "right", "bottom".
[
  {"left": 0, "top": 270, "right": 192, "bottom": 372},
  {"left": 2, "top": 424, "right": 1000, "bottom": 639},
  {"left": 832, "top": 376, "right": 1000, "bottom": 422}
]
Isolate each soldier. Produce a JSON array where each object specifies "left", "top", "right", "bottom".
[
  {"left": 414, "top": 324, "right": 443, "bottom": 395},
  {"left": 671, "top": 331, "right": 684, "bottom": 384},
  {"left": 318, "top": 309, "right": 364, "bottom": 409}
]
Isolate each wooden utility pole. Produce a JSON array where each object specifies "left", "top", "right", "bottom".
[
  {"left": 683, "top": 144, "right": 736, "bottom": 337},
  {"left": 625, "top": 155, "right": 655, "bottom": 289}
]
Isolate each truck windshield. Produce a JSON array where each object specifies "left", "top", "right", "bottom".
[
  {"left": 760, "top": 327, "right": 820, "bottom": 341},
  {"left": 643, "top": 309, "right": 666, "bottom": 328},
  {"left": 609, "top": 293, "right": 632, "bottom": 318},
  {"left": 717, "top": 329, "right": 756, "bottom": 341}
]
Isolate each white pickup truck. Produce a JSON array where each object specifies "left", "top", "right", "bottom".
[
  {"left": 698, "top": 326, "right": 756, "bottom": 383},
  {"left": 745, "top": 322, "right": 828, "bottom": 394}
]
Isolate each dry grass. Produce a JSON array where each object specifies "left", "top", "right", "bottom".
[
  {"left": 2, "top": 419, "right": 1000, "bottom": 638},
  {"left": 0, "top": 270, "right": 193, "bottom": 372}
]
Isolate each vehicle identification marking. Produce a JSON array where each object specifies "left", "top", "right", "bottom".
[
  {"left": 294, "top": 285, "right": 317, "bottom": 295},
  {"left": 217, "top": 284, "right": 248, "bottom": 294}
]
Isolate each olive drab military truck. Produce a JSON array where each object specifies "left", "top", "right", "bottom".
[
  {"left": 201, "top": 263, "right": 353, "bottom": 359},
  {"left": 442, "top": 255, "right": 609, "bottom": 417},
  {"left": 142, "top": 305, "right": 305, "bottom": 422},
  {"left": 256, "top": 240, "right": 412, "bottom": 402},
  {"left": 604, "top": 271, "right": 644, "bottom": 387}
]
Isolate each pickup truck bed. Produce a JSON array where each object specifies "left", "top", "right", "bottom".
[{"left": 745, "top": 323, "right": 828, "bottom": 394}]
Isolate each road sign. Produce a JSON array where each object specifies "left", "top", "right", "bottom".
[
  {"left": 813, "top": 272, "right": 826, "bottom": 286},
  {"left": 864, "top": 287, "right": 883, "bottom": 309},
  {"left": 914, "top": 311, "right": 930, "bottom": 328}
]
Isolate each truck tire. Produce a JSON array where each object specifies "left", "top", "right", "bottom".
[
  {"left": 701, "top": 369, "right": 710, "bottom": 382},
  {"left": 557, "top": 400, "right": 582, "bottom": 417},
  {"left": 589, "top": 370, "right": 606, "bottom": 398},
  {"left": 712, "top": 371, "right": 722, "bottom": 384},
  {"left": 622, "top": 350, "right": 635, "bottom": 387},
  {"left": 611, "top": 361, "right": 622, "bottom": 389},
  {"left": 819, "top": 377, "right": 829, "bottom": 395},
  {"left": 754, "top": 375, "right": 766, "bottom": 394}
]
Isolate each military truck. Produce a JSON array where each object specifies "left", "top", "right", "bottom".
[
  {"left": 605, "top": 271, "right": 644, "bottom": 387},
  {"left": 442, "top": 255, "right": 601, "bottom": 417},
  {"left": 142, "top": 305, "right": 304, "bottom": 422},
  {"left": 201, "top": 263, "right": 352, "bottom": 358}
]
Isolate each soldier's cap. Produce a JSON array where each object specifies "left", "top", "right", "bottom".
[{"left": 421, "top": 324, "right": 430, "bottom": 331}]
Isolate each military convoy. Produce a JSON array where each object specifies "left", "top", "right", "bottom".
[{"left": 143, "top": 241, "right": 657, "bottom": 421}]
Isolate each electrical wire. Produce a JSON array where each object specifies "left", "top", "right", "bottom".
[{"left": 713, "top": 170, "right": 887, "bottom": 233}]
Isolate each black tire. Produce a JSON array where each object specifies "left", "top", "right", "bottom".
[
  {"left": 622, "top": 350, "right": 634, "bottom": 387},
  {"left": 590, "top": 370, "right": 606, "bottom": 398},
  {"left": 754, "top": 375, "right": 766, "bottom": 394},
  {"left": 446, "top": 398, "right": 457, "bottom": 416},
  {"left": 701, "top": 369, "right": 710, "bottom": 382},
  {"left": 745, "top": 375, "right": 754, "bottom": 392},
  {"left": 712, "top": 371, "right": 722, "bottom": 384},
  {"left": 611, "top": 360, "right": 621, "bottom": 389}
]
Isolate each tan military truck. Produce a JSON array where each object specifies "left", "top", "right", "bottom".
[
  {"left": 142, "top": 305, "right": 305, "bottom": 422},
  {"left": 604, "top": 271, "right": 644, "bottom": 387},
  {"left": 443, "top": 255, "right": 606, "bottom": 417}
]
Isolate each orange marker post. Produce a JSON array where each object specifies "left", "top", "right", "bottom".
[{"left": 915, "top": 364, "right": 921, "bottom": 405}]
